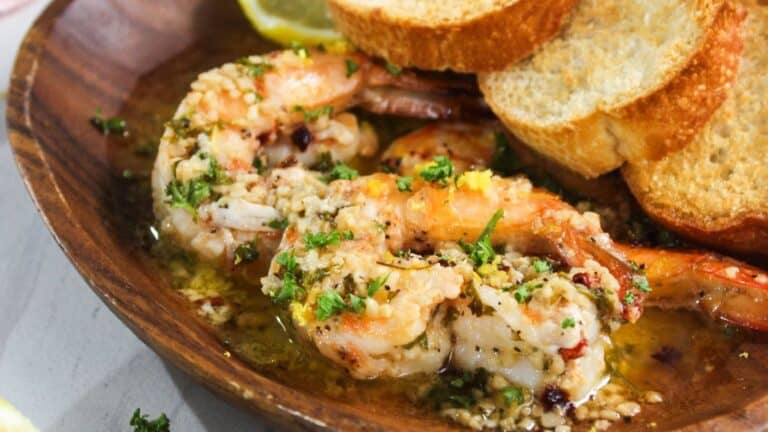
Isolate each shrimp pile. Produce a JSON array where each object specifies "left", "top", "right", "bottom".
[{"left": 152, "top": 49, "right": 768, "bottom": 427}]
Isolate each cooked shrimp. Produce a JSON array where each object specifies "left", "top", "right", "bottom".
[
  {"left": 152, "top": 49, "right": 485, "bottom": 266},
  {"left": 380, "top": 122, "right": 499, "bottom": 176},
  {"left": 262, "top": 171, "right": 641, "bottom": 380},
  {"left": 618, "top": 246, "right": 768, "bottom": 331},
  {"left": 394, "top": 121, "right": 768, "bottom": 330}
]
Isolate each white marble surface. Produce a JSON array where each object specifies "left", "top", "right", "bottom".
[{"left": 0, "top": 3, "right": 269, "bottom": 431}]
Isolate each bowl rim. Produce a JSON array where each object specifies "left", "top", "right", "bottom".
[{"left": 6, "top": 1, "right": 768, "bottom": 431}]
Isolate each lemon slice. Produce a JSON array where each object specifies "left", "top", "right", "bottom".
[
  {"left": 0, "top": 398, "right": 38, "bottom": 432},
  {"left": 238, "top": 0, "right": 345, "bottom": 47}
]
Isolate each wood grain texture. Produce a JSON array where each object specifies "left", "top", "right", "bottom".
[{"left": 5, "top": 1, "right": 768, "bottom": 431}]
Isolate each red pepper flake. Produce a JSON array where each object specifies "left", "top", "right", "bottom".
[{"left": 559, "top": 338, "right": 587, "bottom": 362}]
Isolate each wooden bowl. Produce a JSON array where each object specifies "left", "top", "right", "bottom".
[{"left": 6, "top": 1, "right": 768, "bottom": 430}]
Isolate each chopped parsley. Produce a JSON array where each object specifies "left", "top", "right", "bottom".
[
  {"left": 316, "top": 290, "right": 347, "bottom": 321},
  {"left": 460, "top": 209, "right": 504, "bottom": 267},
  {"left": 384, "top": 62, "right": 402, "bottom": 76},
  {"left": 274, "top": 251, "right": 303, "bottom": 303},
  {"left": 326, "top": 161, "right": 359, "bottom": 182},
  {"left": 532, "top": 258, "right": 551, "bottom": 273},
  {"left": 236, "top": 57, "right": 274, "bottom": 77},
  {"left": 166, "top": 116, "right": 193, "bottom": 139},
  {"left": 561, "top": 317, "right": 576, "bottom": 329},
  {"left": 509, "top": 281, "right": 542, "bottom": 304},
  {"left": 267, "top": 218, "right": 289, "bottom": 230},
  {"left": 233, "top": 242, "right": 259, "bottom": 265},
  {"left": 367, "top": 274, "right": 389, "bottom": 297},
  {"left": 348, "top": 294, "right": 366, "bottom": 313},
  {"left": 165, "top": 179, "right": 211, "bottom": 214},
  {"left": 310, "top": 152, "right": 335, "bottom": 172},
  {"left": 426, "top": 369, "right": 488, "bottom": 409},
  {"left": 304, "top": 230, "right": 354, "bottom": 250},
  {"left": 396, "top": 176, "right": 413, "bottom": 192},
  {"left": 419, "top": 155, "right": 454, "bottom": 186},
  {"left": 290, "top": 41, "right": 309, "bottom": 58},
  {"left": 502, "top": 386, "right": 525, "bottom": 405},
  {"left": 130, "top": 409, "right": 170, "bottom": 432},
  {"left": 345, "top": 58, "right": 359, "bottom": 77},
  {"left": 294, "top": 105, "right": 334, "bottom": 122},
  {"left": 90, "top": 110, "right": 127, "bottom": 136},
  {"left": 252, "top": 156, "right": 267, "bottom": 175},
  {"left": 632, "top": 276, "right": 652, "bottom": 293},
  {"left": 165, "top": 154, "right": 230, "bottom": 215},
  {"left": 623, "top": 291, "right": 636, "bottom": 305}
]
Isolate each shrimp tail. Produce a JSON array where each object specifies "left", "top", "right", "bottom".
[{"left": 618, "top": 245, "right": 768, "bottom": 331}]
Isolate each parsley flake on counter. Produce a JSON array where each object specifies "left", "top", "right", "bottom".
[
  {"left": 561, "top": 317, "right": 576, "bottom": 329},
  {"left": 130, "top": 409, "right": 170, "bottom": 432},
  {"left": 236, "top": 57, "right": 274, "bottom": 77},
  {"left": 326, "top": 161, "right": 359, "bottom": 182},
  {"left": 396, "top": 176, "right": 413, "bottom": 192},
  {"left": 233, "top": 241, "right": 259, "bottom": 265},
  {"left": 419, "top": 155, "right": 454, "bottom": 186},
  {"left": 460, "top": 209, "right": 504, "bottom": 267},
  {"left": 90, "top": 110, "right": 127, "bottom": 136},
  {"left": 345, "top": 58, "right": 359, "bottom": 77},
  {"left": 304, "top": 230, "right": 354, "bottom": 250}
]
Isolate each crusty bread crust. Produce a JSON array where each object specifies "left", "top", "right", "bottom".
[
  {"left": 479, "top": 0, "right": 744, "bottom": 178},
  {"left": 327, "top": 0, "right": 578, "bottom": 73},
  {"left": 623, "top": 0, "right": 766, "bottom": 257}
]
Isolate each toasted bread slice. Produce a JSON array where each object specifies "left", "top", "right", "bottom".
[
  {"left": 326, "top": 0, "right": 577, "bottom": 73},
  {"left": 623, "top": 0, "right": 767, "bottom": 256},
  {"left": 479, "top": 0, "right": 745, "bottom": 178}
]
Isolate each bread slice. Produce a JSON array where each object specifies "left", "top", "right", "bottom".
[
  {"left": 479, "top": 0, "right": 745, "bottom": 178},
  {"left": 623, "top": 0, "right": 767, "bottom": 256},
  {"left": 326, "top": 0, "right": 577, "bottom": 73}
]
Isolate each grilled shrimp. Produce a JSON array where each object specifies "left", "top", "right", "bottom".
[
  {"left": 152, "top": 49, "right": 486, "bottom": 265},
  {"left": 390, "top": 121, "right": 768, "bottom": 331},
  {"left": 262, "top": 171, "right": 641, "bottom": 381}
]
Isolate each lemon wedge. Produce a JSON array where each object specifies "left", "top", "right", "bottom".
[
  {"left": 0, "top": 398, "right": 38, "bottom": 432},
  {"left": 238, "top": 0, "right": 345, "bottom": 48}
]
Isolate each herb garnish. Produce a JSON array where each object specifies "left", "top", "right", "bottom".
[
  {"left": 165, "top": 154, "right": 230, "bottom": 215},
  {"left": 90, "top": 110, "right": 127, "bottom": 136},
  {"left": 293, "top": 105, "right": 334, "bottom": 122},
  {"left": 561, "top": 317, "right": 576, "bottom": 329},
  {"left": 502, "top": 386, "right": 525, "bottom": 405},
  {"left": 419, "top": 156, "right": 454, "bottom": 186},
  {"left": 384, "top": 62, "right": 402, "bottom": 75},
  {"left": 632, "top": 275, "right": 652, "bottom": 293},
  {"left": 345, "top": 58, "right": 359, "bottom": 77},
  {"left": 326, "top": 161, "right": 359, "bottom": 182},
  {"left": 130, "top": 409, "right": 170, "bottom": 432},
  {"left": 274, "top": 251, "right": 304, "bottom": 303},
  {"left": 532, "top": 258, "right": 551, "bottom": 273},
  {"left": 460, "top": 209, "right": 504, "bottom": 267},
  {"left": 426, "top": 369, "right": 489, "bottom": 409},
  {"left": 367, "top": 274, "right": 389, "bottom": 297},
  {"left": 304, "top": 230, "right": 354, "bottom": 250},
  {"left": 396, "top": 176, "right": 413, "bottom": 192},
  {"left": 508, "top": 281, "right": 543, "bottom": 304},
  {"left": 623, "top": 291, "right": 635, "bottom": 305},
  {"left": 267, "top": 218, "right": 289, "bottom": 230},
  {"left": 236, "top": 57, "right": 274, "bottom": 77},
  {"left": 233, "top": 241, "right": 259, "bottom": 265},
  {"left": 316, "top": 290, "right": 347, "bottom": 321}
]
